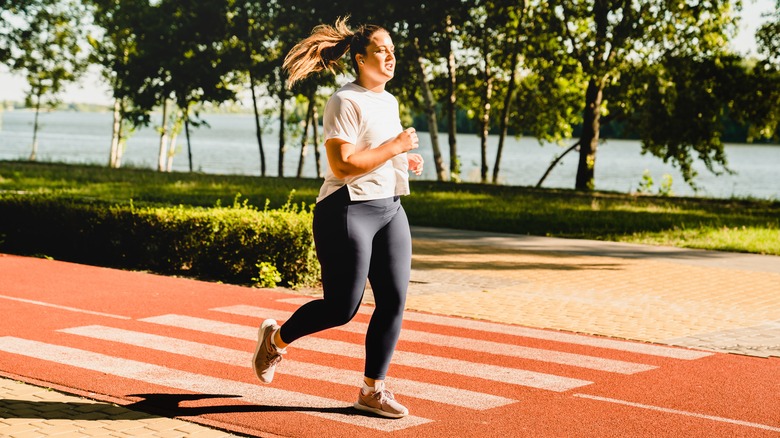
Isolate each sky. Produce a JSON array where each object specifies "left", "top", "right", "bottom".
[{"left": 0, "top": 0, "right": 776, "bottom": 106}]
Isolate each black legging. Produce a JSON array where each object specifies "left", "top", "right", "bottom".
[{"left": 278, "top": 186, "right": 411, "bottom": 380}]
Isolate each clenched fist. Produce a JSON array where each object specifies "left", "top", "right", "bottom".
[
  {"left": 408, "top": 153, "right": 424, "bottom": 176},
  {"left": 397, "top": 127, "right": 419, "bottom": 152}
]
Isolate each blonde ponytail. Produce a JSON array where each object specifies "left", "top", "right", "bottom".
[
  {"left": 283, "top": 17, "right": 354, "bottom": 88},
  {"left": 283, "top": 18, "right": 387, "bottom": 89}
]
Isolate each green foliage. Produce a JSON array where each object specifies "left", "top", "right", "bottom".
[
  {"left": 756, "top": 0, "right": 780, "bottom": 66},
  {"left": 636, "top": 170, "right": 674, "bottom": 197},
  {"left": 658, "top": 174, "right": 674, "bottom": 197},
  {"left": 2, "top": 149, "right": 780, "bottom": 266},
  {"left": 626, "top": 224, "right": 780, "bottom": 255},
  {"left": 0, "top": 160, "right": 322, "bottom": 208},
  {"left": 3, "top": 0, "right": 89, "bottom": 162},
  {"left": 743, "top": 63, "right": 780, "bottom": 142},
  {"left": 8, "top": 1, "right": 778, "bottom": 194},
  {"left": 534, "top": 0, "right": 741, "bottom": 190},
  {"left": 402, "top": 179, "right": 779, "bottom": 254},
  {"left": 254, "top": 262, "right": 282, "bottom": 288},
  {"left": 636, "top": 170, "right": 654, "bottom": 195},
  {"left": 8, "top": 0, "right": 89, "bottom": 106},
  {"left": 0, "top": 171, "right": 321, "bottom": 287}
]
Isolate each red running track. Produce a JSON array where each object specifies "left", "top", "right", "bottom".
[{"left": 1, "top": 254, "right": 778, "bottom": 437}]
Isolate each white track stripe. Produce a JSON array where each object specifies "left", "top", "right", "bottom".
[
  {"left": 59, "top": 325, "right": 515, "bottom": 410},
  {"left": 575, "top": 394, "right": 780, "bottom": 433},
  {"left": 0, "top": 337, "right": 431, "bottom": 431},
  {"left": 140, "top": 314, "right": 592, "bottom": 392},
  {"left": 0, "top": 294, "right": 130, "bottom": 320},
  {"left": 277, "top": 297, "right": 712, "bottom": 360},
  {"left": 214, "top": 305, "right": 656, "bottom": 375}
]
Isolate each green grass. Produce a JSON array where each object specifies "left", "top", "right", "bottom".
[{"left": 2, "top": 160, "right": 778, "bottom": 255}]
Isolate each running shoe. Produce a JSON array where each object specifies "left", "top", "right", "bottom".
[
  {"left": 252, "top": 319, "right": 284, "bottom": 384},
  {"left": 354, "top": 381, "right": 408, "bottom": 418}
]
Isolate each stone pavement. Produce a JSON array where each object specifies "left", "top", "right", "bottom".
[
  {"left": 2, "top": 226, "right": 779, "bottom": 437},
  {"left": 0, "top": 378, "right": 242, "bottom": 438},
  {"left": 403, "top": 227, "right": 780, "bottom": 358}
]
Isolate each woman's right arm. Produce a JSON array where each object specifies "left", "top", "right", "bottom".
[{"left": 326, "top": 127, "right": 419, "bottom": 179}]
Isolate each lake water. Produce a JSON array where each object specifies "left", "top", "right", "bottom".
[{"left": 1, "top": 110, "right": 778, "bottom": 200}]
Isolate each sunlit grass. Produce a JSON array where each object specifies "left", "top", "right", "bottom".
[
  {"left": 624, "top": 225, "right": 780, "bottom": 255},
  {"left": 2, "top": 160, "right": 778, "bottom": 255}
]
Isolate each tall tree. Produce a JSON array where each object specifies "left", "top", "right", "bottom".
[
  {"left": 231, "top": 0, "right": 278, "bottom": 176},
  {"left": 756, "top": 0, "right": 780, "bottom": 66},
  {"left": 388, "top": 1, "right": 466, "bottom": 182},
  {"left": 460, "top": 1, "right": 505, "bottom": 183},
  {"left": 123, "top": 0, "right": 238, "bottom": 173},
  {"left": 5, "top": 0, "right": 89, "bottom": 161},
  {"left": 87, "top": 0, "right": 152, "bottom": 168},
  {"left": 539, "top": 0, "right": 739, "bottom": 190},
  {"left": 625, "top": 55, "right": 740, "bottom": 187},
  {"left": 161, "top": 0, "right": 238, "bottom": 172},
  {"left": 411, "top": 35, "right": 446, "bottom": 181},
  {"left": 118, "top": 0, "right": 185, "bottom": 172},
  {"left": 444, "top": 15, "right": 462, "bottom": 182},
  {"left": 491, "top": 5, "right": 524, "bottom": 184},
  {"left": 266, "top": 1, "right": 330, "bottom": 178},
  {"left": 0, "top": 0, "right": 55, "bottom": 66},
  {"left": 747, "top": 0, "right": 780, "bottom": 141},
  {"left": 470, "top": 0, "right": 540, "bottom": 184}
]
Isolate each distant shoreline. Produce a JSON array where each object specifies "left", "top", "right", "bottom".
[{"left": 2, "top": 104, "right": 777, "bottom": 147}]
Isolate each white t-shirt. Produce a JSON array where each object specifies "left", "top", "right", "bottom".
[{"left": 317, "top": 82, "right": 410, "bottom": 202}]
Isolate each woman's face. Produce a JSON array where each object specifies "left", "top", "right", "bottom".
[{"left": 357, "top": 30, "right": 395, "bottom": 88}]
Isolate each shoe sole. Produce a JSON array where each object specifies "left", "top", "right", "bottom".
[
  {"left": 353, "top": 401, "right": 408, "bottom": 419},
  {"left": 252, "top": 318, "right": 277, "bottom": 384}
]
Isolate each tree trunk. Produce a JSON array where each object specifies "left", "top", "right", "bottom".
[
  {"left": 167, "top": 128, "right": 179, "bottom": 172},
  {"left": 278, "top": 84, "right": 286, "bottom": 177},
  {"left": 493, "top": 50, "right": 520, "bottom": 184},
  {"left": 157, "top": 99, "right": 169, "bottom": 172},
  {"left": 245, "top": 21, "right": 267, "bottom": 178},
  {"left": 493, "top": 10, "right": 525, "bottom": 184},
  {"left": 446, "top": 17, "right": 459, "bottom": 182},
  {"left": 249, "top": 75, "right": 266, "bottom": 177},
  {"left": 313, "top": 104, "right": 322, "bottom": 178},
  {"left": 184, "top": 106, "right": 193, "bottom": 172},
  {"left": 109, "top": 98, "right": 122, "bottom": 168},
  {"left": 575, "top": 78, "right": 604, "bottom": 191},
  {"left": 479, "top": 51, "right": 493, "bottom": 183},
  {"left": 536, "top": 140, "right": 580, "bottom": 188},
  {"left": 297, "top": 93, "right": 315, "bottom": 178},
  {"left": 29, "top": 88, "right": 41, "bottom": 161},
  {"left": 115, "top": 117, "right": 125, "bottom": 168},
  {"left": 413, "top": 38, "right": 446, "bottom": 181}
]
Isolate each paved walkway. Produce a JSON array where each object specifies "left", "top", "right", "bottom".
[
  {"left": 2, "top": 226, "right": 779, "bottom": 437},
  {"left": 403, "top": 227, "right": 780, "bottom": 358}
]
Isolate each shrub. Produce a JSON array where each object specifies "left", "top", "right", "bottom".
[{"left": 0, "top": 194, "right": 320, "bottom": 288}]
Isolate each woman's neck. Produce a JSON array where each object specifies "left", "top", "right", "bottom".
[{"left": 354, "top": 78, "right": 385, "bottom": 93}]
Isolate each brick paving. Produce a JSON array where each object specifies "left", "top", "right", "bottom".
[
  {"left": 0, "top": 378, "right": 242, "bottom": 437},
  {"left": 2, "top": 226, "right": 779, "bottom": 436},
  {"left": 403, "top": 227, "right": 780, "bottom": 357}
]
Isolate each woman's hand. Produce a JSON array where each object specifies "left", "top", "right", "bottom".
[
  {"left": 407, "top": 153, "right": 424, "bottom": 176},
  {"left": 324, "top": 127, "right": 420, "bottom": 179},
  {"left": 396, "top": 127, "right": 419, "bottom": 153}
]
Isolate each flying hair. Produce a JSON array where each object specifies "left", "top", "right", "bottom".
[{"left": 282, "top": 17, "right": 386, "bottom": 89}]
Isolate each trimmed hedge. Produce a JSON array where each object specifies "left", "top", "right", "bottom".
[{"left": 0, "top": 194, "right": 320, "bottom": 288}]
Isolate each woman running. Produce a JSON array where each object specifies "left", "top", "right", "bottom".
[{"left": 252, "top": 17, "right": 424, "bottom": 418}]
